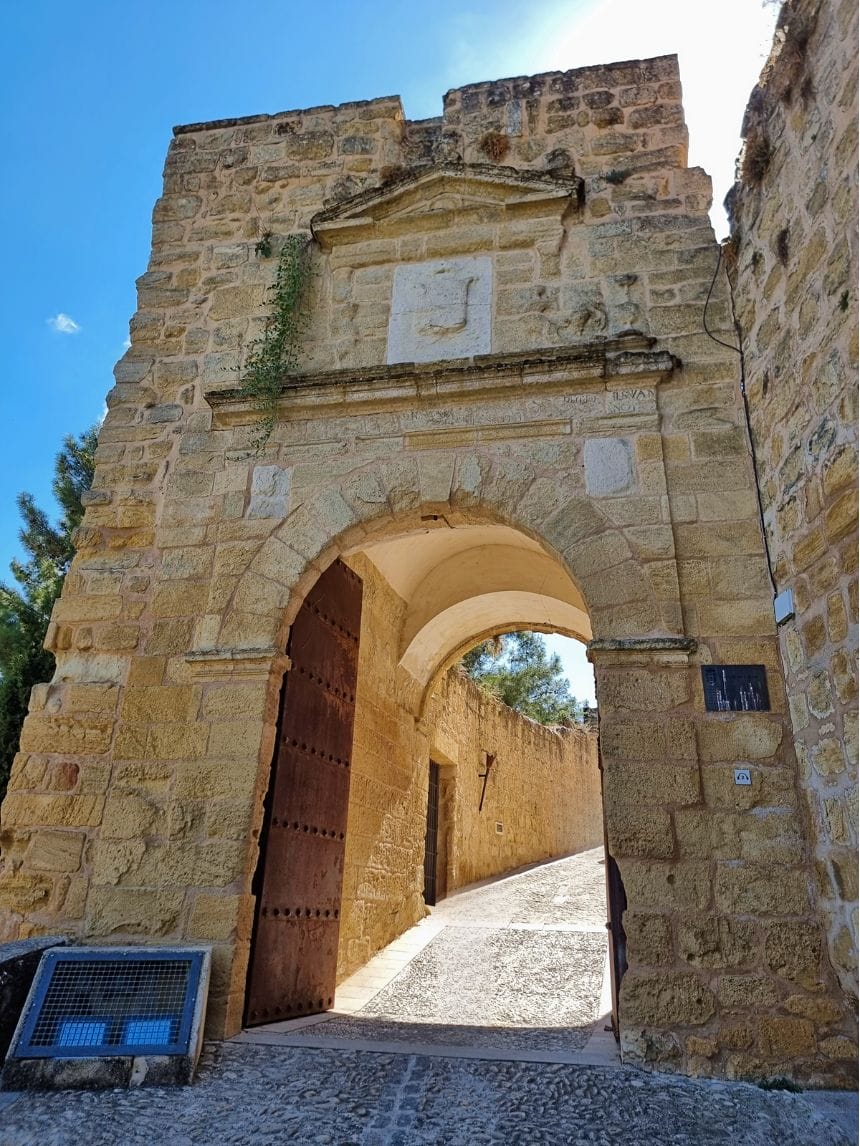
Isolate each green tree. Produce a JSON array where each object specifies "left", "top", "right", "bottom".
[
  {"left": 0, "top": 427, "right": 98, "bottom": 800},
  {"left": 461, "top": 631, "right": 583, "bottom": 725}
]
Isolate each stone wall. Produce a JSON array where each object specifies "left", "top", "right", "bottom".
[
  {"left": 0, "top": 52, "right": 854, "bottom": 1083},
  {"left": 429, "top": 669, "right": 602, "bottom": 893},
  {"left": 727, "top": 0, "right": 858, "bottom": 1003},
  {"left": 337, "top": 552, "right": 428, "bottom": 978},
  {"left": 337, "top": 552, "right": 601, "bottom": 980}
]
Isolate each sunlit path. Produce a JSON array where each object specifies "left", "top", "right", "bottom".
[{"left": 239, "top": 848, "right": 612, "bottom": 1060}]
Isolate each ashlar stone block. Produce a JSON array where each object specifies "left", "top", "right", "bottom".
[
  {"left": 621, "top": 970, "right": 716, "bottom": 1026},
  {"left": 583, "top": 437, "right": 634, "bottom": 496}
]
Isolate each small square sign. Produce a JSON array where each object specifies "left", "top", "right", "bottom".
[{"left": 702, "top": 665, "right": 770, "bottom": 712}]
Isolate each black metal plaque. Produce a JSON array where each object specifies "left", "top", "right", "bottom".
[{"left": 702, "top": 665, "right": 770, "bottom": 712}]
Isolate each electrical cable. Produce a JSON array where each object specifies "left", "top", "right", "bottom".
[
  {"left": 702, "top": 245, "right": 778, "bottom": 597},
  {"left": 702, "top": 246, "right": 743, "bottom": 355}
]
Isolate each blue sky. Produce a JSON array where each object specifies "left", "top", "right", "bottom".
[{"left": 0, "top": 1, "right": 777, "bottom": 701}]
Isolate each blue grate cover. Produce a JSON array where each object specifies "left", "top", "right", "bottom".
[{"left": 13, "top": 948, "right": 207, "bottom": 1059}]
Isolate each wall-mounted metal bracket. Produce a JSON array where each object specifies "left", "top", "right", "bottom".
[
  {"left": 478, "top": 752, "right": 496, "bottom": 812},
  {"left": 774, "top": 588, "right": 795, "bottom": 625}
]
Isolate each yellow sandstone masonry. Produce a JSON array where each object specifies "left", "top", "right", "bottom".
[
  {"left": 728, "top": 0, "right": 859, "bottom": 1009},
  {"left": 0, "top": 43, "right": 855, "bottom": 1086}
]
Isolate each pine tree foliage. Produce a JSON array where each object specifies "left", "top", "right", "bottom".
[
  {"left": 0, "top": 427, "right": 97, "bottom": 799},
  {"left": 460, "top": 631, "right": 583, "bottom": 725}
]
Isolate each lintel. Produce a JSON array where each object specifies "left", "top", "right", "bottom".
[{"left": 587, "top": 636, "right": 697, "bottom": 667}]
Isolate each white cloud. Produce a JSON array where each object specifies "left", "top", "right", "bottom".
[
  {"left": 47, "top": 312, "right": 82, "bottom": 335},
  {"left": 122, "top": 337, "right": 132, "bottom": 351}
]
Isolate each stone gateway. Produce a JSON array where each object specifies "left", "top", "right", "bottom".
[{"left": 0, "top": 34, "right": 856, "bottom": 1087}]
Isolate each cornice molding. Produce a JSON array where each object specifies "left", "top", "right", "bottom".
[
  {"left": 184, "top": 647, "right": 290, "bottom": 678},
  {"left": 204, "top": 335, "right": 678, "bottom": 425}
]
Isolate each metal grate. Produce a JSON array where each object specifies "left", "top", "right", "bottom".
[{"left": 13, "top": 949, "right": 206, "bottom": 1059}]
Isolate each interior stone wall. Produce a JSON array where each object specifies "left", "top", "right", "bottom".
[
  {"left": 429, "top": 668, "right": 602, "bottom": 894},
  {"left": 0, "top": 52, "right": 854, "bottom": 1083},
  {"left": 727, "top": 0, "right": 858, "bottom": 1004},
  {"left": 337, "top": 552, "right": 428, "bottom": 979}
]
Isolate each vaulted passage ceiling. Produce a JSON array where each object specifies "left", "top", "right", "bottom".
[{"left": 353, "top": 522, "right": 590, "bottom": 693}]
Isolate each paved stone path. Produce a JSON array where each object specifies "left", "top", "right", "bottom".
[
  {"left": 0, "top": 849, "right": 856, "bottom": 1144},
  {"left": 282, "top": 848, "right": 610, "bottom": 1054},
  {"left": 429, "top": 847, "right": 608, "bottom": 929}
]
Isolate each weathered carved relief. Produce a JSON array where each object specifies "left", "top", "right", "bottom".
[
  {"left": 387, "top": 256, "right": 492, "bottom": 364},
  {"left": 246, "top": 465, "right": 291, "bottom": 520}
]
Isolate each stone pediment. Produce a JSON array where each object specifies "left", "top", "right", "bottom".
[{"left": 311, "top": 163, "right": 582, "bottom": 249}]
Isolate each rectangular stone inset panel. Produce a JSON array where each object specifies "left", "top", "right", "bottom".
[
  {"left": 247, "top": 465, "right": 291, "bottom": 520},
  {"left": 584, "top": 437, "right": 634, "bottom": 496},
  {"left": 387, "top": 257, "right": 492, "bottom": 365}
]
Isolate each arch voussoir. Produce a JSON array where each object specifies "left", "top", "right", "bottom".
[
  {"left": 416, "top": 453, "right": 456, "bottom": 506},
  {"left": 217, "top": 452, "right": 676, "bottom": 649},
  {"left": 450, "top": 452, "right": 495, "bottom": 510},
  {"left": 478, "top": 455, "right": 538, "bottom": 519},
  {"left": 342, "top": 468, "right": 396, "bottom": 519},
  {"left": 250, "top": 534, "right": 310, "bottom": 589},
  {"left": 378, "top": 456, "right": 422, "bottom": 514}
]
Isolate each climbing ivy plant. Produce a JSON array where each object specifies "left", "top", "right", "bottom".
[{"left": 239, "top": 233, "right": 312, "bottom": 451}]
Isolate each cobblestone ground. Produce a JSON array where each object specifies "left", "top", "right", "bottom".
[
  {"left": 301, "top": 927, "right": 606, "bottom": 1051},
  {"left": 0, "top": 1041, "right": 855, "bottom": 1146},
  {"left": 0, "top": 850, "right": 855, "bottom": 1145}
]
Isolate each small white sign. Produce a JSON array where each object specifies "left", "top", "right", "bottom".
[{"left": 734, "top": 768, "right": 752, "bottom": 786}]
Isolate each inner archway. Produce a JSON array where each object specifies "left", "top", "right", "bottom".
[
  {"left": 349, "top": 519, "right": 591, "bottom": 714},
  {"left": 244, "top": 515, "right": 618, "bottom": 1053}
]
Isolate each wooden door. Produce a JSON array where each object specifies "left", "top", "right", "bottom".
[{"left": 245, "top": 560, "right": 363, "bottom": 1026}]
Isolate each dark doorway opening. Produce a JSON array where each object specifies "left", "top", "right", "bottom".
[
  {"left": 605, "top": 853, "right": 628, "bottom": 1038},
  {"left": 423, "top": 761, "right": 441, "bottom": 906}
]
